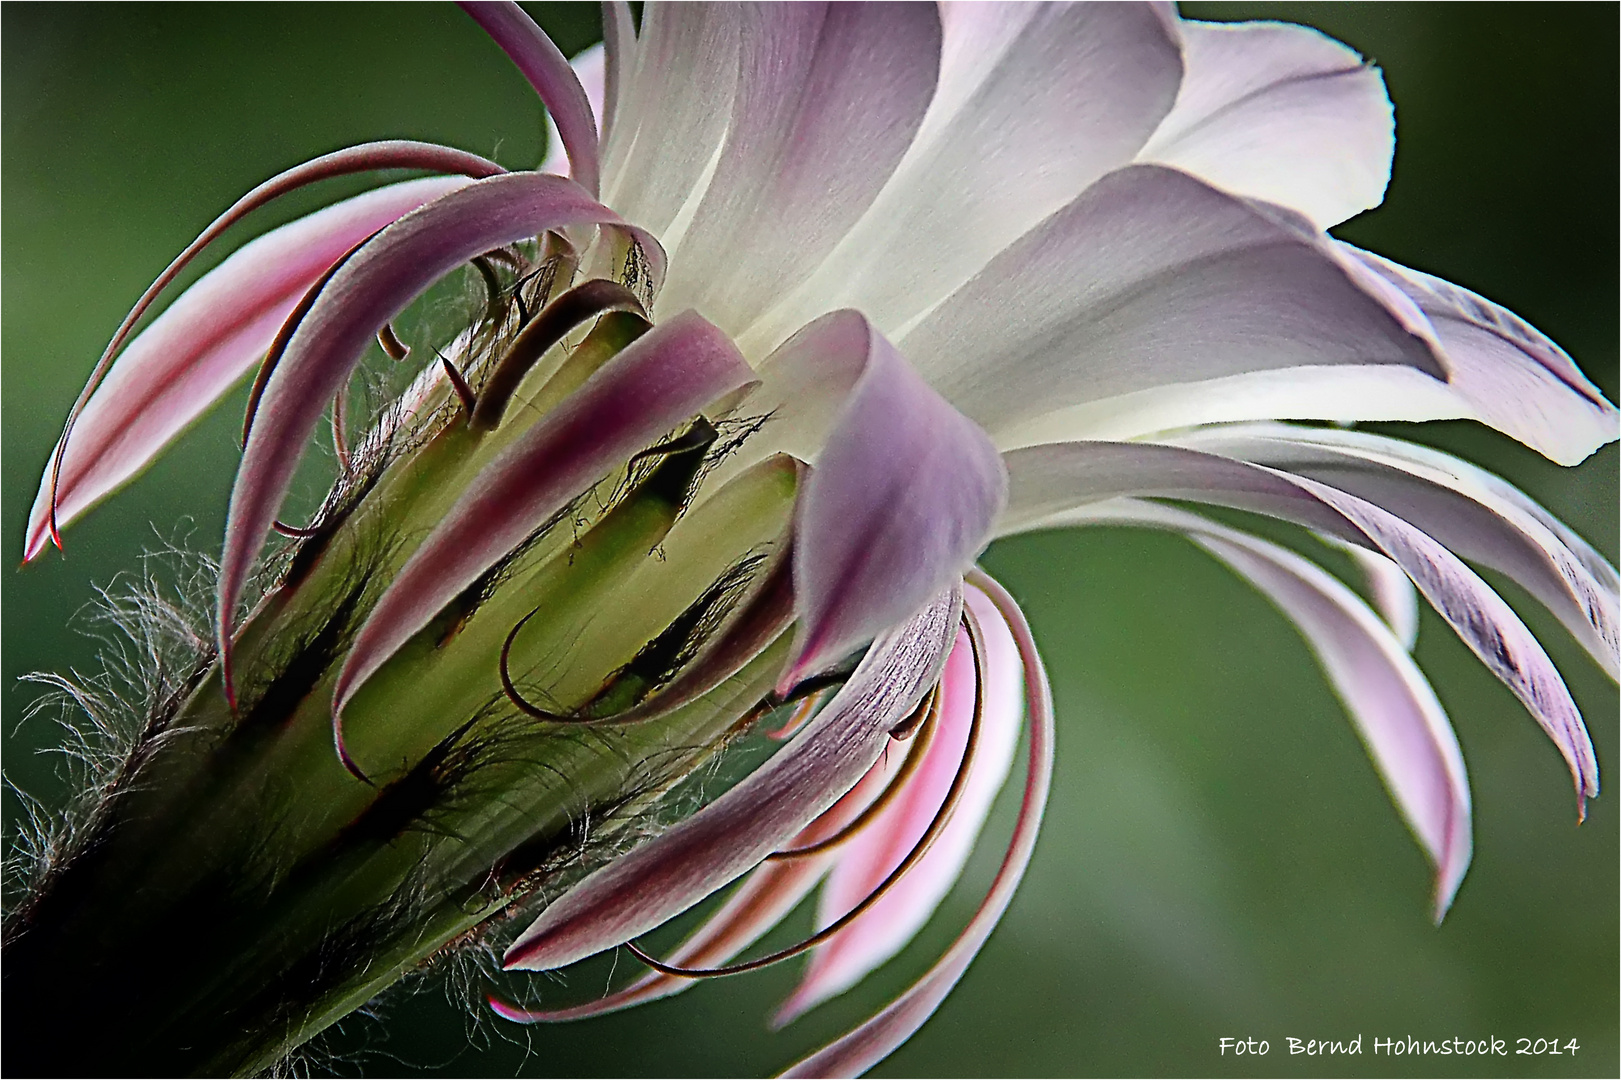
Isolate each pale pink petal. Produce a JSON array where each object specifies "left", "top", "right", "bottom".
[
  {"left": 742, "top": 2, "right": 1182, "bottom": 352},
  {"left": 656, "top": 4, "right": 941, "bottom": 336},
  {"left": 1000, "top": 441, "right": 1599, "bottom": 808},
  {"left": 24, "top": 142, "right": 503, "bottom": 560},
  {"left": 331, "top": 310, "right": 753, "bottom": 723},
  {"left": 459, "top": 1, "right": 599, "bottom": 194},
  {"left": 503, "top": 588, "right": 961, "bottom": 972},
  {"left": 781, "top": 570, "right": 1053, "bottom": 1080},
  {"left": 541, "top": 44, "right": 606, "bottom": 177},
  {"left": 600, "top": 5, "right": 741, "bottom": 238},
  {"left": 778, "top": 586, "right": 1022, "bottom": 1024},
  {"left": 1173, "top": 424, "right": 1619, "bottom": 677},
  {"left": 219, "top": 173, "right": 641, "bottom": 696},
  {"left": 897, "top": 165, "right": 1444, "bottom": 440},
  {"left": 773, "top": 313, "right": 1006, "bottom": 692},
  {"left": 1138, "top": 19, "right": 1393, "bottom": 228},
  {"left": 496, "top": 743, "right": 909, "bottom": 1022},
  {"left": 1188, "top": 521, "right": 1470, "bottom": 917},
  {"left": 1345, "top": 246, "right": 1620, "bottom": 466}
]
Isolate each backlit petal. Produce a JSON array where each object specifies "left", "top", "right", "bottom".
[
  {"left": 1001, "top": 441, "right": 1598, "bottom": 806},
  {"left": 899, "top": 165, "right": 1443, "bottom": 440},
  {"left": 1139, "top": 19, "right": 1393, "bottom": 228},
  {"left": 656, "top": 3, "right": 940, "bottom": 336},
  {"left": 742, "top": 2, "right": 1182, "bottom": 352}
]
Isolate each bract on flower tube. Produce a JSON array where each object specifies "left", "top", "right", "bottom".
[{"left": 3, "top": 4, "right": 1614, "bottom": 1077}]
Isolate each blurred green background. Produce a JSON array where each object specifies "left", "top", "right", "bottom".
[{"left": 3, "top": 3, "right": 1615, "bottom": 1076}]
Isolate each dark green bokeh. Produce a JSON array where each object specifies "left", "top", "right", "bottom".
[{"left": 3, "top": 4, "right": 1614, "bottom": 1076}]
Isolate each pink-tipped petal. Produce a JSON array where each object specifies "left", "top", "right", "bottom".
[
  {"left": 898, "top": 166, "right": 1443, "bottom": 443},
  {"left": 503, "top": 587, "right": 962, "bottom": 973},
  {"left": 777, "top": 313, "right": 1006, "bottom": 692},
  {"left": 331, "top": 310, "right": 752, "bottom": 720},
  {"left": 781, "top": 571, "right": 1053, "bottom": 1080},
  {"left": 540, "top": 43, "right": 605, "bottom": 177},
  {"left": 1001, "top": 441, "right": 1599, "bottom": 808},
  {"left": 219, "top": 173, "right": 640, "bottom": 689},
  {"left": 22, "top": 157, "right": 501, "bottom": 561},
  {"left": 656, "top": 3, "right": 940, "bottom": 336},
  {"left": 497, "top": 743, "right": 910, "bottom": 1023},
  {"left": 1344, "top": 247, "right": 1620, "bottom": 466},
  {"left": 778, "top": 586, "right": 1022, "bottom": 1024},
  {"left": 459, "top": 1, "right": 600, "bottom": 195},
  {"left": 1138, "top": 19, "right": 1394, "bottom": 228}
]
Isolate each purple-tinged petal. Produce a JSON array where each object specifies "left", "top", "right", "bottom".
[
  {"left": 742, "top": 2, "right": 1182, "bottom": 352},
  {"left": 540, "top": 43, "right": 605, "bottom": 177},
  {"left": 1173, "top": 423, "right": 1619, "bottom": 677},
  {"left": 781, "top": 570, "right": 1052, "bottom": 1080},
  {"left": 1138, "top": 19, "right": 1394, "bottom": 228},
  {"left": 896, "top": 165, "right": 1444, "bottom": 442},
  {"left": 1345, "top": 246, "right": 1620, "bottom": 465},
  {"left": 331, "top": 310, "right": 752, "bottom": 719},
  {"left": 778, "top": 586, "right": 1022, "bottom": 1025},
  {"left": 1000, "top": 441, "right": 1599, "bottom": 809},
  {"left": 774, "top": 313, "right": 1006, "bottom": 693},
  {"left": 1183, "top": 516, "right": 1468, "bottom": 917},
  {"left": 25, "top": 140, "right": 505, "bottom": 560},
  {"left": 503, "top": 587, "right": 962, "bottom": 972},
  {"left": 219, "top": 172, "right": 644, "bottom": 694},
  {"left": 459, "top": 1, "right": 599, "bottom": 195},
  {"left": 496, "top": 742, "right": 908, "bottom": 1022},
  {"left": 656, "top": 3, "right": 941, "bottom": 336},
  {"left": 600, "top": 5, "right": 741, "bottom": 238}
]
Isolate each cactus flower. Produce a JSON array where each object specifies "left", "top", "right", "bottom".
[{"left": 6, "top": 3, "right": 1615, "bottom": 1077}]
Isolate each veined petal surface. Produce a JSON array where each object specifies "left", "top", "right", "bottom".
[
  {"left": 1173, "top": 423, "right": 1620, "bottom": 676},
  {"left": 656, "top": 3, "right": 941, "bottom": 336},
  {"left": 741, "top": 1, "right": 1182, "bottom": 352},
  {"left": 771, "top": 313, "right": 1006, "bottom": 691},
  {"left": 898, "top": 165, "right": 1443, "bottom": 440},
  {"left": 1000, "top": 441, "right": 1598, "bottom": 805},
  {"left": 1139, "top": 19, "right": 1394, "bottom": 228},
  {"left": 1346, "top": 246, "right": 1620, "bottom": 465}
]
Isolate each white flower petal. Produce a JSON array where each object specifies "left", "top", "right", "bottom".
[
  {"left": 899, "top": 165, "right": 1442, "bottom": 438},
  {"left": 739, "top": 2, "right": 1183, "bottom": 353},
  {"left": 1138, "top": 19, "right": 1394, "bottom": 228},
  {"left": 654, "top": 5, "right": 941, "bottom": 338}
]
